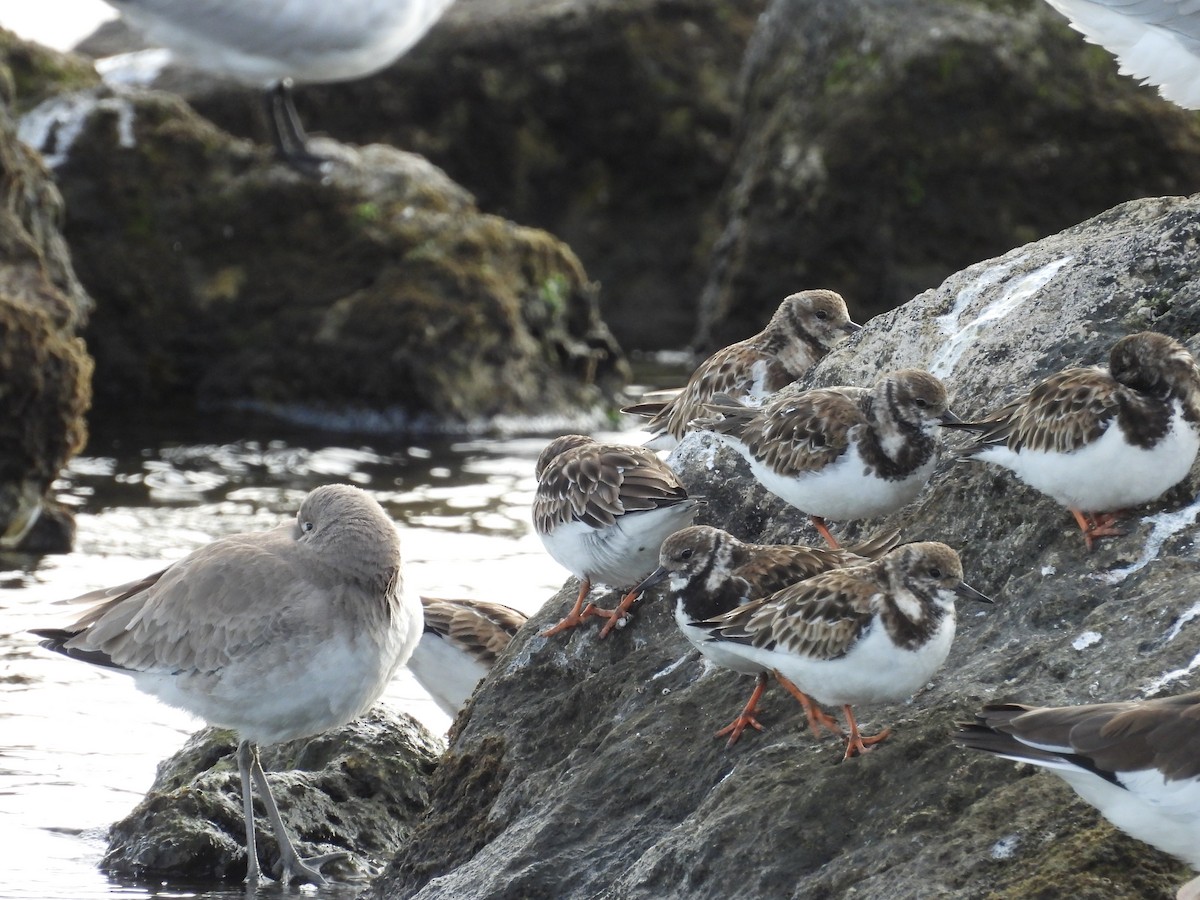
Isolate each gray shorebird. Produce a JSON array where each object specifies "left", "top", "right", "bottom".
[
  {"left": 954, "top": 692, "right": 1200, "bottom": 900},
  {"left": 533, "top": 434, "right": 699, "bottom": 638},
  {"left": 946, "top": 332, "right": 1200, "bottom": 551},
  {"left": 100, "top": 0, "right": 456, "bottom": 162},
  {"left": 32, "top": 483, "right": 421, "bottom": 886},
  {"left": 623, "top": 290, "right": 860, "bottom": 449}
]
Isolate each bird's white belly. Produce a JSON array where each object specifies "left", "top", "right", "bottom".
[
  {"left": 541, "top": 502, "right": 698, "bottom": 589},
  {"left": 407, "top": 633, "right": 489, "bottom": 718},
  {"left": 733, "top": 615, "right": 955, "bottom": 707},
  {"left": 1054, "top": 765, "right": 1200, "bottom": 870},
  {"left": 976, "top": 413, "right": 1200, "bottom": 512},
  {"left": 744, "top": 442, "right": 936, "bottom": 521},
  {"left": 140, "top": 601, "right": 421, "bottom": 746}
]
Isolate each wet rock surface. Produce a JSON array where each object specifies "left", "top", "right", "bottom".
[
  {"left": 371, "top": 194, "right": 1200, "bottom": 899},
  {"left": 103, "top": 707, "right": 443, "bottom": 883}
]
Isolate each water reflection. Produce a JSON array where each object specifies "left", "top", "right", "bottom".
[{"left": 0, "top": 415, "right": 630, "bottom": 900}]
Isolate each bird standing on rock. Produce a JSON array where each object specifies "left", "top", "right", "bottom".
[
  {"left": 629, "top": 524, "right": 901, "bottom": 747},
  {"left": 100, "top": 0, "right": 456, "bottom": 163},
  {"left": 695, "top": 541, "right": 991, "bottom": 760},
  {"left": 32, "top": 484, "right": 421, "bottom": 886},
  {"left": 623, "top": 289, "right": 861, "bottom": 449},
  {"left": 533, "top": 434, "right": 699, "bottom": 638},
  {"left": 946, "top": 331, "right": 1200, "bottom": 551}
]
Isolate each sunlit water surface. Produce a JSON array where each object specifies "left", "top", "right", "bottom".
[{"left": 0, "top": 416, "right": 651, "bottom": 900}]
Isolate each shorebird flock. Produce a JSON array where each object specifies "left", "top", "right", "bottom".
[{"left": 27, "top": 0, "right": 1200, "bottom": 893}]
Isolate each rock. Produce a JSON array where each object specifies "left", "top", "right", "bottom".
[
  {"left": 17, "top": 84, "right": 626, "bottom": 431},
  {"left": 74, "top": 0, "right": 767, "bottom": 352},
  {"left": 696, "top": 0, "right": 1200, "bottom": 350},
  {"left": 0, "top": 52, "right": 93, "bottom": 556},
  {"left": 370, "top": 193, "right": 1200, "bottom": 898},
  {"left": 104, "top": 707, "right": 443, "bottom": 882}
]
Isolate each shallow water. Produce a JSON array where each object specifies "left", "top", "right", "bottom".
[{"left": 0, "top": 414, "right": 650, "bottom": 900}]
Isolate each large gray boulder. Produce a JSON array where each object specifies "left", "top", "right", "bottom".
[
  {"left": 696, "top": 0, "right": 1200, "bottom": 350},
  {"left": 371, "top": 193, "right": 1200, "bottom": 899}
]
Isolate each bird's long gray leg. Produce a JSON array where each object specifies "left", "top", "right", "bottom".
[
  {"left": 263, "top": 80, "right": 323, "bottom": 168},
  {"left": 247, "top": 747, "right": 345, "bottom": 885},
  {"left": 236, "top": 740, "right": 261, "bottom": 884}
]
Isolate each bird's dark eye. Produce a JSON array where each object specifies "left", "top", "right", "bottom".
[
  {"left": 914, "top": 397, "right": 928, "bottom": 408},
  {"left": 929, "top": 567, "right": 942, "bottom": 579},
  {"left": 302, "top": 521, "right": 315, "bottom": 533},
  {"left": 681, "top": 548, "right": 693, "bottom": 560},
  {"left": 815, "top": 310, "right": 828, "bottom": 320}
]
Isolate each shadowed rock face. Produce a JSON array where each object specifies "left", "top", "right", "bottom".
[
  {"left": 0, "top": 42, "right": 94, "bottom": 555},
  {"left": 370, "top": 194, "right": 1200, "bottom": 899},
  {"left": 696, "top": 0, "right": 1200, "bottom": 350},
  {"left": 19, "top": 86, "right": 627, "bottom": 431}
]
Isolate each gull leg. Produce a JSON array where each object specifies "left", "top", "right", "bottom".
[
  {"left": 247, "top": 744, "right": 346, "bottom": 885},
  {"left": 841, "top": 705, "right": 891, "bottom": 760},
  {"left": 264, "top": 80, "right": 324, "bottom": 169},
  {"left": 236, "top": 740, "right": 261, "bottom": 885},
  {"left": 714, "top": 672, "right": 769, "bottom": 748},
  {"left": 773, "top": 672, "right": 844, "bottom": 739}
]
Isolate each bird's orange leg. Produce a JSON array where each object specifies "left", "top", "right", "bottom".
[
  {"left": 773, "top": 671, "right": 844, "bottom": 739},
  {"left": 810, "top": 516, "right": 840, "bottom": 549},
  {"left": 714, "top": 672, "right": 769, "bottom": 748},
  {"left": 841, "top": 705, "right": 891, "bottom": 760},
  {"left": 596, "top": 587, "right": 641, "bottom": 639},
  {"left": 542, "top": 579, "right": 599, "bottom": 636},
  {"left": 1069, "top": 508, "right": 1125, "bottom": 552}
]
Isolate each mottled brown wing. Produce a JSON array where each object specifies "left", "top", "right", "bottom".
[
  {"left": 420, "top": 596, "right": 527, "bottom": 666},
  {"left": 957, "top": 367, "right": 1119, "bottom": 454},
  {"left": 704, "top": 566, "right": 880, "bottom": 660},
  {"left": 533, "top": 443, "right": 689, "bottom": 533},
  {"left": 645, "top": 346, "right": 790, "bottom": 440},
  {"left": 736, "top": 543, "right": 865, "bottom": 597},
  {"left": 738, "top": 388, "right": 865, "bottom": 475}
]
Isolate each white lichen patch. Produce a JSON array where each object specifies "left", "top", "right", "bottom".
[
  {"left": 930, "top": 255, "right": 1073, "bottom": 379},
  {"left": 19, "top": 91, "right": 137, "bottom": 168},
  {"left": 651, "top": 654, "right": 691, "bottom": 681},
  {"left": 991, "top": 834, "right": 1021, "bottom": 860},
  {"left": 1071, "top": 631, "right": 1102, "bottom": 651},
  {"left": 1096, "top": 497, "right": 1200, "bottom": 585},
  {"left": 95, "top": 48, "right": 174, "bottom": 87}
]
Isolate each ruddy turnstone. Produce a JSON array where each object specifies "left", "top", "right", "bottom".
[
  {"left": 953, "top": 692, "right": 1200, "bottom": 899},
  {"left": 31, "top": 484, "right": 421, "bottom": 886},
  {"left": 533, "top": 434, "right": 700, "bottom": 638},
  {"left": 698, "top": 369, "right": 957, "bottom": 547},
  {"left": 629, "top": 524, "right": 901, "bottom": 746},
  {"left": 946, "top": 331, "right": 1200, "bottom": 551},
  {"left": 623, "top": 290, "right": 860, "bottom": 449},
  {"left": 101, "top": 0, "right": 456, "bottom": 162},
  {"left": 695, "top": 541, "right": 990, "bottom": 759},
  {"left": 408, "top": 596, "right": 527, "bottom": 717},
  {"left": 1042, "top": 1, "right": 1200, "bottom": 109}
]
